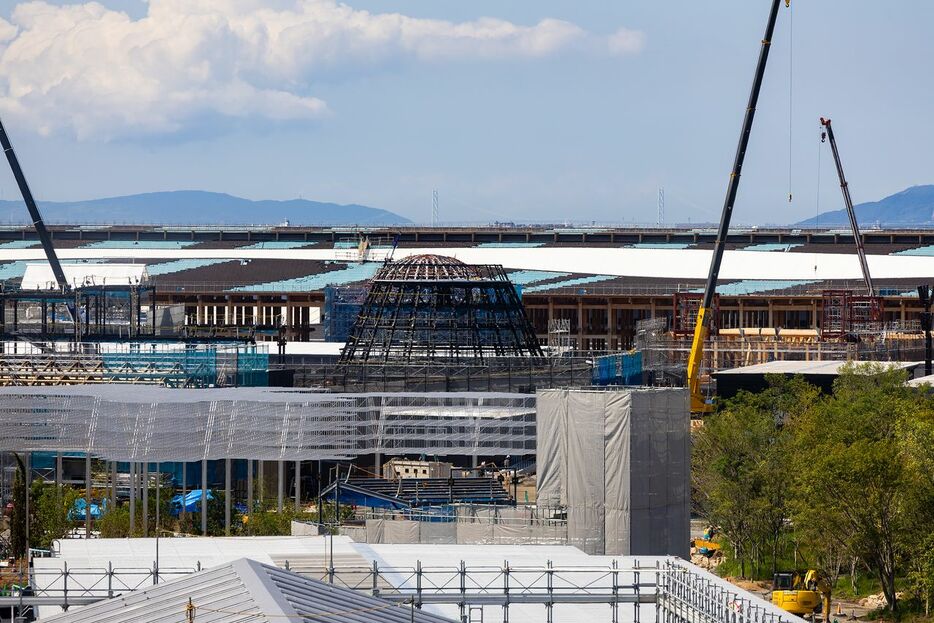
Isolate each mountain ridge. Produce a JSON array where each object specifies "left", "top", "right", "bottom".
[
  {"left": 795, "top": 185, "right": 934, "bottom": 227},
  {"left": 0, "top": 190, "right": 410, "bottom": 226}
]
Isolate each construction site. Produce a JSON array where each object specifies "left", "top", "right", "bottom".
[{"left": 0, "top": 0, "right": 931, "bottom": 622}]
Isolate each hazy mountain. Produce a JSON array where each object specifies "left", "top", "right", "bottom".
[
  {"left": 795, "top": 185, "right": 934, "bottom": 228},
  {"left": 0, "top": 190, "right": 410, "bottom": 225}
]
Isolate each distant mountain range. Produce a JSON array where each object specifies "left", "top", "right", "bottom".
[
  {"left": 0, "top": 190, "right": 410, "bottom": 226},
  {"left": 795, "top": 185, "right": 934, "bottom": 228}
]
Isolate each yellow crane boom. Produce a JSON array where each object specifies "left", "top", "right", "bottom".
[{"left": 687, "top": 0, "right": 788, "bottom": 414}]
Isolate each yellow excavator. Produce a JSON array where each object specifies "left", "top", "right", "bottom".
[{"left": 771, "top": 569, "right": 832, "bottom": 620}]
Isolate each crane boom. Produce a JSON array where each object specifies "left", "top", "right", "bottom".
[
  {"left": 686, "top": 0, "right": 785, "bottom": 414},
  {"left": 820, "top": 117, "right": 873, "bottom": 295},
  {"left": 0, "top": 115, "right": 69, "bottom": 291}
]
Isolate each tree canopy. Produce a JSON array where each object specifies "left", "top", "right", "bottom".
[{"left": 693, "top": 363, "right": 934, "bottom": 615}]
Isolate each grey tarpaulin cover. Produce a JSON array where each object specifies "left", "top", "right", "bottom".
[
  {"left": 535, "top": 389, "right": 567, "bottom": 506},
  {"left": 536, "top": 387, "right": 689, "bottom": 557}
]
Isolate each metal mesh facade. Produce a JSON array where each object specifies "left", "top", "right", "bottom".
[
  {"left": 0, "top": 386, "right": 535, "bottom": 462},
  {"left": 340, "top": 255, "right": 543, "bottom": 363}
]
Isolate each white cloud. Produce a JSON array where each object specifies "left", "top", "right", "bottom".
[{"left": 0, "top": 1, "right": 644, "bottom": 140}]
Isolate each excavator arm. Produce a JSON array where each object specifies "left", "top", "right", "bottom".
[{"left": 687, "top": 0, "right": 786, "bottom": 413}]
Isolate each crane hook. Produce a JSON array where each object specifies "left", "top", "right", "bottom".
[{"left": 785, "top": 0, "right": 790, "bottom": 6}]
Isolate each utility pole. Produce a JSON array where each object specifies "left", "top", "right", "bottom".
[
  {"left": 657, "top": 187, "right": 665, "bottom": 226},
  {"left": 431, "top": 190, "right": 439, "bottom": 227}
]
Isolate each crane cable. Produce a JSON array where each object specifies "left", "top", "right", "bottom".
[
  {"left": 816, "top": 122, "right": 823, "bottom": 227},
  {"left": 787, "top": 0, "right": 794, "bottom": 204}
]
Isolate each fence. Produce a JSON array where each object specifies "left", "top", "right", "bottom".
[{"left": 338, "top": 504, "right": 568, "bottom": 546}]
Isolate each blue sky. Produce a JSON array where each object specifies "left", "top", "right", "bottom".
[{"left": 0, "top": 0, "right": 931, "bottom": 225}]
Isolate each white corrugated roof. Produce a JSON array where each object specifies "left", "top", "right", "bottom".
[
  {"left": 20, "top": 262, "right": 148, "bottom": 289},
  {"left": 715, "top": 360, "right": 919, "bottom": 376},
  {"left": 42, "top": 557, "right": 456, "bottom": 623},
  {"left": 1, "top": 246, "right": 934, "bottom": 280}
]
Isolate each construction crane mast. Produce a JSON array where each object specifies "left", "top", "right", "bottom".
[
  {"left": 820, "top": 117, "right": 873, "bottom": 295},
  {"left": 686, "top": 0, "right": 786, "bottom": 414},
  {"left": 0, "top": 115, "right": 70, "bottom": 291}
]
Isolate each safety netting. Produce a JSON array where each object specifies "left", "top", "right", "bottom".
[{"left": 0, "top": 386, "right": 535, "bottom": 462}]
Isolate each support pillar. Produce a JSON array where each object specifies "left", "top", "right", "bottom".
[
  {"left": 294, "top": 460, "right": 301, "bottom": 512},
  {"left": 277, "top": 460, "right": 284, "bottom": 513},
  {"left": 257, "top": 460, "right": 264, "bottom": 507},
  {"left": 129, "top": 462, "right": 136, "bottom": 534},
  {"left": 224, "top": 458, "right": 231, "bottom": 536},
  {"left": 142, "top": 462, "right": 149, "bottom": 537},
  {"left": 24, "top": 453, "right": 30, "bottom": 547},
  {"left": 111, "top": 461, "right": 117, "bottom": 508},
  {"left": 154, "top": 463, "right": 160, "bottom": 540},
  {"left": 181, "top": 462, "right": 187, "bottom": 524},
  {"left": 246, "top": 460, "right": 253, "bottom": 526},
  {"left": 85, "top": 454, "right": 92, "bottom": 538},
  {"left": 55, "top": 452, "right": 62, "bottom": 489},
  {"left": 201, "top": 460, "right": 208, "bottom": 536}
]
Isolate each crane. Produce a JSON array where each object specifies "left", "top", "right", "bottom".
[
  {"left": 820, "top": 117, "right": 873, "bottom": 295},
  {"left": 686, "top": 0, "right": 788, "bottom": 414},
  {"left": 0, "top": 115, "right": 70, "bottom": 291}
]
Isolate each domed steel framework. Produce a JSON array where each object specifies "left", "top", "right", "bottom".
[{"left": 340, "top": 254, "right": 543, "bottom": 362}]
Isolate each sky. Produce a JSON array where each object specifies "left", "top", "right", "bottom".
[{"left": 0, "top": 0, "right": 931, "bottom": 226}]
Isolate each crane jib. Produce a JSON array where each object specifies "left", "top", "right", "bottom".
[
  {"left": 0, "top": 115, "right": 70, "bottom": 292},
  {"left": 687, "top": 0, "right": 785, "bottom": 413}
]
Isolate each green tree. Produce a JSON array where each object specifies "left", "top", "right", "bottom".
[
  {"left": 693, "top": 377, "right": 810, "bottom": 578},
  {"left": 99, "top": 504, "right": 132, "bottom": 538},
  {"left": 908, "top": 532, "right": 934, "bottom": 617},
  {"left": 9, "top": 454, "right": 27, "bottom": 560},
  {"left": 786, "top": 363, "right": 929, "bottom": 614},
  {"left": 185, "top": 491, "right": 240, "bottom": 536},
  {"left": 31, "top": 481, "right": 80, "bottom": 550}
]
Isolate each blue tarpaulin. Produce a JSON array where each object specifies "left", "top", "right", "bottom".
[
  {"left": 69, "top": 498, "right": 106, "bottom": 520},
  {"left": 170, "top": 489, "right": 213, "bottom": 516},
  {"left": 592, "top": 351, "right": 643, "bottom": 386}
]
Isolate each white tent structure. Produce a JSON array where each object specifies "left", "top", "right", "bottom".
[{"left": 20, "top": 262, "right": 149, "bottom": 290}]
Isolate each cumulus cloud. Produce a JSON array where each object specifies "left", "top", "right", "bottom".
[{"left": 0, "top": 1, "right": 644, "bottom": 140}]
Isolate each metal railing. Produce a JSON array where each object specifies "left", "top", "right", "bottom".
[{"left": 7, "top": 556, "right": 803, "bottom": 623}]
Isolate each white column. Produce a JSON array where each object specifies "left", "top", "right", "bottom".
[
  {"left": 294, "top": 460, "right": 301, "bottom": 512},
  {"left": 277, "top": 461, "right": 284, "bottom": 512},
  {"left": 201, "top": 461, "right": 208, "bottom": 536},
  {"left": 224, "top": 458, "right": 231, "bottom": 537}
]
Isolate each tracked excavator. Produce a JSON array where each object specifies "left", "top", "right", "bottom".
[{"left": 772, "top": 569, "right": 832, "bottom": 620}]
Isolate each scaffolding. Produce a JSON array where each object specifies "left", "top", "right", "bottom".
[
  {"left": 0, "top": 343, "right": 268, "bottom": 387},
  {"left": 672, "top": 292, "right": 718, "bottom": 335},
  {"left": 323, "top": 285, "right": 368, "bottom": 342},
  {"left": 295, "top": 356, "right": 595, "bottom": 393},
  {"left": 820, "top": 289, "right": 884, "bottom": 339},
  {"left": 16, "top": 556, "right": 802, "bottom": 623},
  {"left": 547, "top": 318, "right": 573, "bottom": 356},
  {"left": 340, "top": 255, "right": 543, "bottom": 363},
  {"left": 0, "top": 387, "right": 535, "bottom": 461}
]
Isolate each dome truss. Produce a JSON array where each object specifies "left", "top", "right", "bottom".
[{"left": 340, "top": 255, "right": 543, "bottom": 363}]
